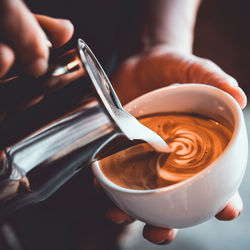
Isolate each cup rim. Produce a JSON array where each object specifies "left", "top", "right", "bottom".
[{"left": 92, "top": 84, "right": 242, "bottom": 194}]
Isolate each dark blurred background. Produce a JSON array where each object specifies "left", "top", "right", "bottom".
[{"left": 194, "top": 0, "right": 250, "bottom": 97}]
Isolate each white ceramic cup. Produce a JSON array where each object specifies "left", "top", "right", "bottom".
[{"left": 92, "top": 84, "right": 248, "bottom": 228}]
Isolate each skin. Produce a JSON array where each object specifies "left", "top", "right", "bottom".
[
  {"left": 94, "top": 179, "right": 242, "bottom": 245},
  {"left": 0, "top": 0, "right": 245, "bottom": 245},
  {"left": 0, "top": 0, "right": 74, "bottom": 77},
  {"left": 108, "top": 0, "right": 245, "bottom": 244}
]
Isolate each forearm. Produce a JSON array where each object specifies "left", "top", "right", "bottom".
[
  {"left": 141, "top": 0, "right": 201, "bottom": 52},
  {"left": 117, "top": 0, "right": 201, "bottom": 60}
]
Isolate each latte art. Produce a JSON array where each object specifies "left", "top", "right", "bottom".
[
  {"left": 99, "top": 113, "right": 233, "bottom": 190},
  {"left": 155, "top": 116, "right": 231, "bottom": 183}
]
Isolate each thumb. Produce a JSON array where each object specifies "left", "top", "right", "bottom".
[
  {"left": 188, "top": 56, "right": 247, "bottom": 109},
  {"left": 35, "top": 14, "right": 74, "bottom": 48}
]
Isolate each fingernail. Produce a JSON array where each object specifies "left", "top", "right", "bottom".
[
  {"left": 234, "top": 86, "right": 245, "bottom": 95},
  {"left": 155, "top": 239, "right": 170, "bottom": 245},
  {"left": 234, "top": 86, "right": 244, "bottom": 92},
  {"left": 230, "top": 79, "right": 239, "bottom": 87},
  {"left": 27, "top": 58, "right": 48, "bottom": 77},
  {"left": 45, "top": 39, "right": 53, "bottom": 48},
  {"left": 115, "top": 218, "right": 134, "bottom": 225},
  {"left": 57, "top": 19, "right": 74, "bottom": 32},
  {"left": 62, "top": 19, "right": 74, "bottom": 29},
  {"left": 114, "top": 219, "right": 126, "bottom": 224},
  {"left": 155, "top": 228, "right": 178, "bottom": 245},
  {"left": 233, "top": 86, "right": 247, "bottom": 109}
]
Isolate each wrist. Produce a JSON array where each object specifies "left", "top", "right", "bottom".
[
  {"left": 139, "top": 32, "right": 194, "bottom": 55},
  {"left": 117, "top": 0, "right": 200, "bottom": 61},
  {"left": 118, "top": 43, "right": 192, "bottom": 66},
  {"left": 141, "top": 0, "right": 200, "bottom": 53}
]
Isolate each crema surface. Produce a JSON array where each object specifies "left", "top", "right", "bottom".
[{"left": 99, "top": 113, "right": 233, "bottom": 190}]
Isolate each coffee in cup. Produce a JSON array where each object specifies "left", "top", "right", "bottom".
[
  {"left": 92, "top": 84, "right": 248, "bottom": 228},
  {"left": 99, "top": 112, "right": 233, "bottom": 190}
]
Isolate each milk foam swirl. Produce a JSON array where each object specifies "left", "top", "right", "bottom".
[{"left": 99, "top": 113, "right": 233, "bottom": 190}]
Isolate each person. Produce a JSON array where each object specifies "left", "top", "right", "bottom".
[{"left": 0, "top": 0, "right": 246, "bottom": 248}]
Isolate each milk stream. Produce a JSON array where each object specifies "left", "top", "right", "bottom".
[
  {"left": 119, "top": 113, "right": 171, "bottom": 153},
  {"left": 136, "top": 123, "right": 171, "bottom": 153}
]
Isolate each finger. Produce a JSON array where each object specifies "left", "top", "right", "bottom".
[
  {"left": 93, "top": 178, "right": 135, "bottom": 224},
  {"left": 215, "top": 191, "right": 243, "bottom": 221},
  {"left": 189, "top": 57, "right": 247, "bottom": 109},
  {"left": 143, "top": 225, "right": 178, "bottom": 245},
  {"left": 0, "top": 0, "right": 49, "bottom": 76},
  {"left": 105, "top": 207, "right": 135, "bottom": 225},
  {"left": 0, "top": 43, "right": 15, "bottom": 77},
  {"left": 93, "top": 177, "right": 106, "bottom": 196},
  {"left": 35, "top": 14, "right": 74, "bottom": 48}
]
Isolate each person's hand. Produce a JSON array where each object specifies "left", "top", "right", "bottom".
[
  {"left": 95, "top": 178, "right": 242, "bottom": 245},
  {"left": 111, "top": 46, "right": 247, "bottom": 108},
  {"left": 107, "top": 45, "right": 246, "bottom": 244},
  {"left": 0, "top": 0, "right": 74, "bottom": 78},
  {"left": 108, "top": 192, "right": 242, "bottom": 245}
]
